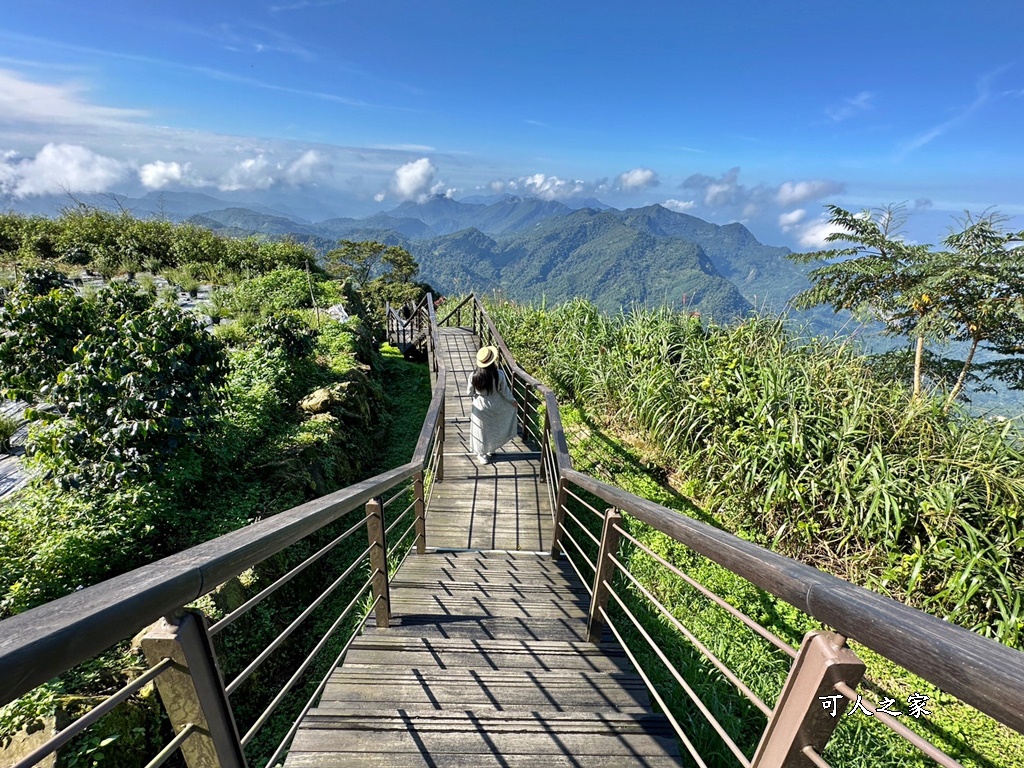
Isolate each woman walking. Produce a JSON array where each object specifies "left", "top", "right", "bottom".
[{"left": 467, "top": 345, "right": 518, "bottom": 465}]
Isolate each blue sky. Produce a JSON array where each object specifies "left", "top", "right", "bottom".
[{"left": 0, "top": 0, "right": 1022, "bottom": 250}]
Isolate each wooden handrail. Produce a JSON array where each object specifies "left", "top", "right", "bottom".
[
  {"left": 469, "top": 293, "right": 1024, "bottom": 739},
  {"left": 0, "top": 294, "right": 447, "bottom": 708}
]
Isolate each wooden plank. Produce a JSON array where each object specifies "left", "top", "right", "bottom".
[
  {"left": 390, "top": 580, "right": 588, "bottom": 598},
  {"left": 290, "top": 712, "right": 678, "bottom": 757},
  {"left": 286, "top": 752, "right": 683, "bottom": 767},
  {"left": 386, "top": 598, "right": 587, "bottom": 621},
  {"left": 321, "top": 668, "right": 651, "bottom": 711},
  {"left": 342, "top": 639, "right": 633, "bottom": 673},
  {"left": 363, "top": 614, "right": 595, "bottom": 642}
]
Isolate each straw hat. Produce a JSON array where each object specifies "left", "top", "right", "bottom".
[{"left": 476, "top": 346, "right": 499, "bottom": 368}]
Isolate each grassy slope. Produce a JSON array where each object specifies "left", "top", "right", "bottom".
[
  {"left": 559, "top": 404, "right": 1023, "bottom": 768},
  {"left": 485, "top": 295, "right": 1022, "bottom": 768}
]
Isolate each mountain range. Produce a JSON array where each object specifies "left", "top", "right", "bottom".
[{"left": 4, "top": 189, "right": 809, "bottom": 320}]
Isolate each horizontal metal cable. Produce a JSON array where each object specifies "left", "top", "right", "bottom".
[
  {"left": 382, "top": 481, "right": 414, "bottom": 509},
  {"left": 563, "top": 507, "right": 601, "bottom": 547},
  {"left": 241, "top": 574, "right": 376, "bottom": 747},
  {"left": 604, "top": 585, "right": 752, "bottom": 767},
  {"left": 210, "top": 514, "right": 369, "bottom": 635},
  {"left": 608, "top": 553, "right": 772, "bottom": 717},
  {"left": 394, "top": 531, "right": 420, "bottom": 573},
  {"left": 564, "top": 486, "right": 606, "bottom": 522},
  {"left": 142, "top": 723, "right": 196, "bottom": 768},
  {"left": 387, "top": 518, "right": 418, "bottom": 561},
  {"left": 557, "top": 525, "right": 596, "bottom": 593},
  {"left": 555, "top": 540, "right": 592, "bottom": 598},
  {"left": 226, "top": 544, "right": 373, "bottom": 695},
  {"left": 834, "top": 682, "right": 965, "bottom": 768},
  {"left": 11, "top": 658, "right": 174, "bottom": 768},
  {"left": 598, "top": 605, "right": 711, "bottom": 768},
  {"left": 384, "top": 500, "right": 415, "bottom": 537},
  {"left": 614, "top": 523, "right": 796, "bottom": 659},
  {"left": 802, "top": 745, "right": 834, "bottom": 768},
  {"left": 262, "top": 590, "right": 382, "bottom": 768}
]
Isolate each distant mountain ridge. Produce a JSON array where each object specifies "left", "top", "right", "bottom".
[
  {"left": 4, "top": 188, "right": 805, "bottom": 319},
  {"left": 189, "top": 193, "right": 804, "bottom": 319}
]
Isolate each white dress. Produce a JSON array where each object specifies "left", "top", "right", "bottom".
[{"left": 467, "top": 368, "right": 518, "bottom": 456}]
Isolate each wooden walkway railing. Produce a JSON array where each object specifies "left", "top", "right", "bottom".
[{"left": 1, "top": 293, "right": 1023, "bottom": 768}]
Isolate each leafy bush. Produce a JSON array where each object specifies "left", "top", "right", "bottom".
[
  {"left": 230, "top": 267, "right": 344, "bottom": 316},
  {"left": 0, "top": 282, "right": 95, "bottom": 402},
  {"left": 0, "top": 481, "right": 169, "bottom": 615},
  {"left": 1, "top": 278, "right": 227, "bottom": 488},
  {"left": 250, "top": 313, "right": 318, "bottom": 359}
]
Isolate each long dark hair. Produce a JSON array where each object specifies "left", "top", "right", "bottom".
[{"left": 471, "top": 363, "right": 499, "bottom": 395}]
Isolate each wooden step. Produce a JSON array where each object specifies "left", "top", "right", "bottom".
[
  {"left": 320, "top": 668, "right": 653, "bottom": 712},
  {"left": 364, "top": 614, "right": 599, "bottom": 642},
  {"left": 343, "top": 636, "right": 634, "bottom": 673},
  {"left": 288, "top": 709, "right": 681, "bottom": 767}
]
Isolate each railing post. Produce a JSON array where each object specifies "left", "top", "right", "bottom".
[
  {"left": 549, "top": 477, "right": 567, "bottom": 557},
  {"left": 587, "top": 508, "right": 623, "bottom": 643},
  {"left": 539, "top": 411, "right": 550, "bottom": 482},
  {"left": 365, "top": 497, "right": 391, "bottom": 629},
  {"left": 414, "top": 470, "right": 427, "bottom": 555},
  {"left": 140, "top": 610, "right": 247, "bottom": 768},
  {"left": 751, "top": 632, "right": 866, "bottom": 768}
]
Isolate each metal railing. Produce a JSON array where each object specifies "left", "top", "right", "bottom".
[
  {"left": 454, "top": 294, "right": 1024, "bottom": 768},
  {"left": 0, "top": 295, "right": 445, "bottom": 768}
]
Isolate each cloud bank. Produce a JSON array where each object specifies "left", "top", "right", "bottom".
[{"left": 0, "top": 143, "right": 127, "bottom": 197}]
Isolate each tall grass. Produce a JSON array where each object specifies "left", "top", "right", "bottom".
[{"left": 489, "top": 298, "right": 1024, "bottom": 647}]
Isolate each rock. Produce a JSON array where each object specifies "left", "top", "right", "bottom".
[
  {"left": 299, "top": 385, "right": 345, "bottom": 414},
  {"left": 0, "top": 716, "right": 58, "bottom": 768}
]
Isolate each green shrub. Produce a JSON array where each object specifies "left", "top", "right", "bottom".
[
  {"left": 0, "top": 411, "right": 18, "bottom": 452},
  {"left": 230, "top": 267, "right": 343, "bottom": 317}
]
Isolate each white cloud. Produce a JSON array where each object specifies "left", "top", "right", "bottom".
[
  {"left": 485, "top": 173, "right": 597, "bottom": 201},
  {"left": 682, "top": 167, "right": 747, "bottom": 207},
  {"left": 284, "top": 149, "right": 327, "bottom": 184},
  {"left": 139, "top": 160, "right": 188, "bottom": 189},
  {"left": 826, "top": 91, "right": 873, "bottom": 122},
  {"left": 391, "top": 157, "right": 436, "bottom": 200},
  {"left": 430, "top": 181, "right": 458, "bottom": 198},
  {"left": 0, "top": 143, "right": 127, "bottom": 197},
  {"left": 522, "top": 173, "right": 586, "bottom": 200},
  {"left": 0, "top": 69, "right": 148, "bottom": 127},
  {"left": 778, "top": 209, "right": 806, "bottom": 231},
  {"left": 219, "top": 155, "right": 275, "bottom": 191},
  {"left": 663, "top": 199, "right": 696, "bottom": 212},
  {"left": 617, "top": 167, "right": 659, "bottom": 191},
  {"left": 776, "top": 180, "right": 844, "bottom": 206},
  {"left": 795, "top": 217, "right": 847, "bottom": 249},
  {"left": 680, "top": 168, "right": 845, "bottom": 222}
]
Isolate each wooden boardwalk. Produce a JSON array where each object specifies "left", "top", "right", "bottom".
[{"left": 286, "top": 327, "right": 681, "bottom": 767}]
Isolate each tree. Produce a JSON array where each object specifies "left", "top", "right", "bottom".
[
  {"left": 932, "top": 213, "right": 1024, "bottom": 408},
  {"left": 788, "top": 205, "right": 935, "bottom": 396},
  {"left": 324, "top": 240, "right": 425, "bottom": 322},
  {"left": 791, "top": 205, "right": 1024, "bottom": 408},
  {"left": 324, "top": 240, "right": 418, "bottom": 285}
]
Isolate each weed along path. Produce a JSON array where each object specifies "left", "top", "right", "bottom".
[{"left": 0, "top": 400, "right": 28, "bottom": 500}]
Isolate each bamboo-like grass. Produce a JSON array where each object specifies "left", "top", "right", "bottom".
[
  {"left": 490, "top": 296, "right": 1024, "bottom": 762},
  {"left": 490, "top": 298, "right": 1023, "bottom": 647}
]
